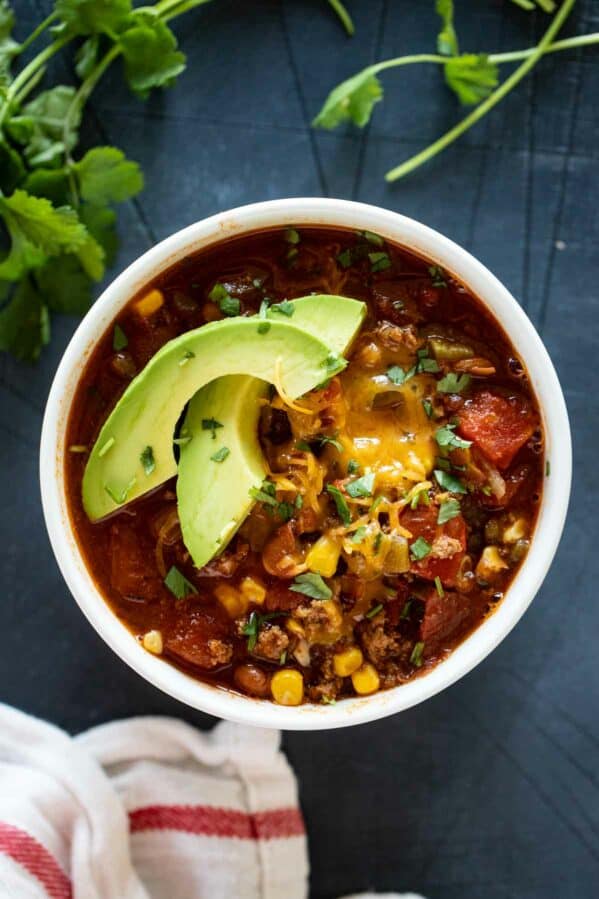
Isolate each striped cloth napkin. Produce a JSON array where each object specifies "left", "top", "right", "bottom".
[{"left": 0, "top": 704, "right": 422, "bottom": 899}]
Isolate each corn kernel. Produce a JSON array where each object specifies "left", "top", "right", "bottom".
[
  {"left": 240, "top": 576, "right": 266, "bottom": 606},
  {"left": 271, "top": 669, "right": 304, "bottom": 706},
  {"left": 143, "top": 630, "right": 163, "bottom": 655},
  {"left": 333, "top": 646, "right": 363, "bottom": 677},
  {"left": 135, "top": 288, "right": 164, "bottom": 317},
  {"left": 321, "top": 599, "right": 343, "bottom": 631},
  {"left": 305, "top": 534, "right": 341, "bottom": 577},
  {"left": 286, "top": 618, "right": 306, "bottom": 638},
  {"left": 502, "top": 517, "right": 528, "bottom": 544},
  {"left": 476, "top": 545, "right": 508, "bottom": 581},
  {"left": 214, "top": 584, "right": 249, "bottom": 618},
  {"left": 351, "top": 662, "right": 380, "bottom": 695}
]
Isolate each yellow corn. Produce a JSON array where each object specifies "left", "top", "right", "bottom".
[
  {"left": 271, "top": 669, "right": 304, "bottom": 706},
  {"left": 135, "top": 288, "right": 164, "bottom": 317},
  {"left": 305, "top": 534, "right": 341, "bottom": 577},
  {"left": 240, "top": 576, "right": 266, "bottom": 606},
  {"left": 475, "top": 546, "right": 508, "bottom": 581},
  {"left": 142, "top": 630, "right": 163, "bottom": 655},
  {"left": 502, "top": 517, "right": 528, "bottom": 544},
  {"left": 333, "top": 646, "right": 363, "bottom": 677},
  {"left": 286, "top": 618, "right": 306, "bottom": 638},
  {"left": 214, "top": 584, "right": 249, "bottom": 618},
  {"left": 321, "top": 599, "right": 343, "bottom": 632},
  {"left": 351, "top": 662, "right": 380, "bottom": 695}
]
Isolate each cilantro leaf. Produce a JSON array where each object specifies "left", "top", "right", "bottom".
[
  {"left": 119, "top": 10, "right": 186, "bottom": 98},
  {"left": 21, "top": 87, "right": 80, "bottom": 169},
  {"left": 75, "top": 146, "right": 143, "bottom": 204},
  {"left": 0, "top": 0, "right": 19, "bottom": 86},
  {"left": 326, "top": 484, "right": 351, "bottom": 526},
  {"left": 444, "top": 54, "right": 499, "bottom": 106},
  {"left": 434, "top": 468, "right": 467, "bottom": 494},
  {"left": 0, "top": 190, "right": 89, "bottom": 280},
  {"left": 164, "top": 564, "right": 198, "bottom": 599},
  {"left": 210, "top": 446, "right": 230, "bottom": 463},
  {"left": 55, "top": 0, "right": 131, "bottom": 36},
  {"left": 75, "top": 35, "right": 100, "bottom": 79},
  {"left": 140, "top": 445, "right": 155, "bottom": 475},
  {"left": 80, "top": 203, "right": 118, "bottom": 265},
  {"left": 313, "top": 67, "right": 383, "bottom": 129},
  {"left": 436, "top": 0, "right": 459, "bottom": 56},
  {"left": 436, "top": 372, "right": 471, "bottom": 394},
  {"left": 437, "top": 497, "right": 461, "bottom": 524},
  {"left": 0, "top": 278, "right": 49, "bottom": 362},
  {"left": 209, "top": 282, "right": 240, "bottom": 316},
  {"left": 270, "top": 300, "right": 294, "bottom": 317},
  {"left": 201, "top": 417, "right": 223, "bottom": 439},
  {"left": 112, "top": 323, "right": 128, "bottom": 350},
  {"left": 346, "top": 471, "right": 375, "bottom": 498},
  {"left": 0, "top": 140, "right": 26, "bottom": 195},
  {"left": 435, "top": 423, "right": 471, "bottom": 450},
  {"left": 22, "top": 168, "right": 70, "bottom": 206},
  {"left": 410, "top": 536, "right": 432, "bottom": 560},
  {"left": 290, "top": 572, "right": 332, "bottom": 600},
  {"left": 35, "top": 254, "right": 93, "bottom": 314}
]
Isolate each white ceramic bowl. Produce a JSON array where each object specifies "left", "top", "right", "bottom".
[{"left": 40, "top": 198, "right": 571, "bottom": 730}]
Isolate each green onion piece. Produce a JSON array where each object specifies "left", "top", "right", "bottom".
[
  {"left": 98, "top": 436, "right": 115, "bottom": 458},
  {"left": 410, "top": 641, "right": 425, "bottom": 667},
  {"left": 434, "top": 575, "right": 445, "bottom": 597},
  {"left": 366, "top": 602, "right": 384, "bottom": 619}
]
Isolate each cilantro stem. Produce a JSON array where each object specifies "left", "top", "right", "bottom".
[
  {"left": 17, "top": 11, "right": 60, "bottom": 55},
  {"left": 385, "top": 0, "right": 578, "bottom": 182},
  {"left": 328, "top": 0, "right": 355, "bottom": 36},
  {"left": 0, "top": 36, "right": 71, "bottom": 129}
]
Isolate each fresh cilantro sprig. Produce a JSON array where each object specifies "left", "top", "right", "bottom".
[{"left": 314, "top": 0, "right": 598, "bottom": 182}]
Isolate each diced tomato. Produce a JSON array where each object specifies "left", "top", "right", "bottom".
[
  {"left": 457, "top": 390, "right": 537, "bottom": 469},
  {"left": 110, "top": 524, "right": 162, "bottom": 600},
  {"left": 400, "top": 505, "right": 467, "bottom": 587},
  {"left": 419, "top": 588, "right": 471, "bottom": 647}
]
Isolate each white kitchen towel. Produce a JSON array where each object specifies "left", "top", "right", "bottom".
[{"left": 0, "top": 704, "right": 423, "bottom": 899}]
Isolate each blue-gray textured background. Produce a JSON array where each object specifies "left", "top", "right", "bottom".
[{"left": 2, "top": 2, "right": 598, "bottom": 897}]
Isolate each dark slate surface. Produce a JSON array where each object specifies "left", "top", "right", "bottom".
[{"left": 2, "top": 2, "right": 598, "bottom": 897}]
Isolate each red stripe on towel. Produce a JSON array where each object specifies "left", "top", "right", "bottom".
[
  {"left": 0, "top": 822, "right": 72, "bottom": 899},
  {"left": 129, "top": 804, "right": 305, "bottom": 840}
]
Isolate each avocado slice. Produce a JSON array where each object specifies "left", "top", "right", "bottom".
[
  {"left": 177, "top": 295, "right": 366, "bottom": 568},
  {"left": 82, "top": 305, "right": 363, "bottom": 522}
]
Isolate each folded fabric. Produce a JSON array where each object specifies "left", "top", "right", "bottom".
[{"left": 0, "top": 704, "right": 424, "bottom": 899}]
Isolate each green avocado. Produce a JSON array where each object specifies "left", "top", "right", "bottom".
[
  {"left": 177, "top": 295, "right": 366, "bottom": 568},
  {"left": 82, "top": 298, "right": 364, "bottom": 522}
]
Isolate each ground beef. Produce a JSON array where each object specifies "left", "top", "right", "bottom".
[
  {"left": 295, "top": 601, "right": 331, "bottom": 630},
  {"left": 374, "top": 321, "right": 422, "bottom": 352},
  {"left": 431, "top": 535, "right": 463, "bottom": 559},
  {"left": 359, "top": 620, "right": 413, "bottom": 667},
  {"left": 253, "top": 625, "right": 289, "bottom": 661},
  {"left": 166, "top": 605, "right": 232, "bottom": 669}
]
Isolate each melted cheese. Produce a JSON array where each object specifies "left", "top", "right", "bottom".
[{"left": 337, "top": 367, "right": 437, "bottom": 491}]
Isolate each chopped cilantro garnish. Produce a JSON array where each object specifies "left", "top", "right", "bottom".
[
  {"left": 290, "top": 572, "right": 332, "bottom": 600},
  {"left": 104, "top": 476, "right": 136, "bottom": 505},
  {"left": 387, "top": 365, "right": 409, "bottom": 385},
  {"left": 173, "top": 436, "right": 192, "bottom": 446},
  {"left": 373, "top": 531, "right": 383, "bottom": 553},
  {"left": 284, "top": 228, "right": 300, "bottom": 244},
  {"left": 410, "top": 641, "right": 425, "bottom": 667},
  {"left": 179, "top": 350, "right": 195, "bottom": 366},
  {"left": 201, "top": 417, "right": 224, "bottom": 440},
  {"left": 271, "top": 300, "right": 295, "bottom": 317},
  {"left": 400, "top": 599, "right": 413, "bottom": 620},
  {"left": 416, "top": 349, "right": 440, "bottom": 373},
  {"left": 322, "top": 352, "right": 346, "bottom": 377},
  {"left": 326, "top": 484, "right": 351, "bottom": 526},
  {"left": 434, "top": 469, "right": 467, "bottom": 494},
  {"left": 249, "top": 479, "right": 278, "bottom": 507},
  {"left": 370, "top": 495, "right": 384, "bottom": 513},
  {"left": 336, "top": 248, "right": 353, "bottom": 269},
  {"left": 435, "top": 423, "right": 472, "bottom": 450},
  {"left": 437, "top": 497, "right": 461, "bottom": 524},
  {"left": 209, "top": 283, "right": 240, "bottom": 316},
  {"left": 112, "top": 324, "right": 128, "bottom": 351},
  {"left": 295, "top": 440, "right": 312, "bottom": 452},
  {"left": 359, "top": 229, "right": 384, "bottom": 247},
  {"left": 351, "top": 525, "right": 368, "bottom": 544},
  {"left": 347, "top": 458, "right": 360, "bottom": 475},
  {"left": 436, "top": 372, "right": 471, "bottom": 394},
  {"left": 422, "top": 399, "right": 434, "bottom": 418},
  {"left": 366, "top": 602, "right": 384, "bottom": 619},
  {"left": 346, "top": 471, "right": 375, "bottom": 498},
  {"left": 140, "top": 445, "right": 155, "bottom": 475},
  {"left": 369, "top": 251, "right": 391, "bottom": 272},
  {"left": 545, "top": 459, "right": 550, "bottom": 477},
  {"left": 98, "top": 436, "right": 115, "bottom": 458},
  {"left": 210, "top": 446, "right": 230, "bottom": 463},
  {"left": 410, "top": 536, "right": 432, "bottom": 560},
  {"left": 428, "top": 265, "right": 448, "bottom": 287},
  {"left": 410, "top": 485, "right": 430, "bottom": 509},
  {"left": 434, "top": 575, "right": 445, "bottom": 597},
  {"left": 279, "top": 650, "right": 287, "bottom": 665},
  {"left": 164, "top": 565, "right": 198, "bottom": 600},
  {"left": 242, "top": 610, "right": 285, "bottom": 651},
  {"left": 295, "top": 494, "right": 303, "bottom": 509},
  {"left": 318, "top": 433, "right": 343, "bottom": 452},
  {"left": 276, "top": 501, "right": 295, "bottom": 522}
]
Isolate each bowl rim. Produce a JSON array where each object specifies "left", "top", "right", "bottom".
[{"left": 40, "top": 197, "right": 572, "bottom": 730}]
